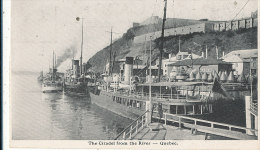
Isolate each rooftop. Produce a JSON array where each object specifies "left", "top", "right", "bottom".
[{"left": 222, "top": 49, "right": 258, "bottom": 60}]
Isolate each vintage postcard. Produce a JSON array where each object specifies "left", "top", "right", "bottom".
[{"left": 3, "top": 0, "right": 260, "bottom": 149}]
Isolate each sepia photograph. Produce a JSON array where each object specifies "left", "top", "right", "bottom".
[{"left": 3, "top": 0, "right": 260, "bottom": 149}]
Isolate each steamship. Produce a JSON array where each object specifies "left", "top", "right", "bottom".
[
  {"left": 42, "top": 52, "right": 63, "bottom": 93},
  {"left": 89, "top": 55, "right": 252, "bottom": 120},
  {"left": 90, "top": 57, "right": 218, "bottom": 120},
  {"left": 63, "top": 59, "right": 89, "bottom": 96}
]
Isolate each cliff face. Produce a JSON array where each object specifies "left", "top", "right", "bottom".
[{"left": 87, "top": 27, "right": 257, "bottom": 73}]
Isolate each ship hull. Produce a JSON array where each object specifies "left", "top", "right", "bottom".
[
  {"left": 90, "top": 91, "right": 145, "bottom": 120},
  {"left": 64, "top": 82, "right": 88, "bottom": 95},
  {"left": 90, "top": 87, "right": 215, "bottom": 120},
  {"left": 42, "top": 85, "right": 62, "bottom": 93}
]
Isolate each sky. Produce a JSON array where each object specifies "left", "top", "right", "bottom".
[{"left": 11, "top": 0, "right": 258, "bottom": 72}]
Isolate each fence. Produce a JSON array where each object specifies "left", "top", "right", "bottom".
[
  {"left": 133, "top": 92, "right": 188, "bottom": 100},
  {"left": 114, "top": 110, "right": 149, "bottom": 140},
  {"left": 152, "top": 111, "right": 258, "bottom": 139},
  {"left": 250, "top": 100, "right": 258, "bottom": 115}
]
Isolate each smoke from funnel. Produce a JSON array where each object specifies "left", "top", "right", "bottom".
[{"left": 56, "top": 46, "right": 77, "bottom": 68}]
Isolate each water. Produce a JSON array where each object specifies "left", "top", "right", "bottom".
[{"left": 11, "top": 73, "right": 132, "bottom": 140}]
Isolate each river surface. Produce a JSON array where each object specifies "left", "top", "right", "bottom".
[{"left": 11, "top": 73, "right": 132, "bottom": 140}]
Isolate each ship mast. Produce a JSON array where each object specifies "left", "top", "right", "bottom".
[
  {"left": 80, "top": 18, "right": 84, "bottom": 76},
  {"left": 149, "top": 36, "right": 152, "bottom": 123},
  {"left": 52, "top": 51, "right": 55, "bottom": 82},
  {"left": 158, "top": 0, "right": 167, "bottom": 82},
  {"left": 72, "top": 49, "right": 74, "bottom": 70},
  {"left": 111, "top": 51, "right": 116, "bottom": 74},
  {"left": 109, "top": 27, "right": 113, "bottom": 76}
]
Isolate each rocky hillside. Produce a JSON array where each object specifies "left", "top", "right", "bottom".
[{"left": 87, "top": 27, "right": 257, "bottom": 73}]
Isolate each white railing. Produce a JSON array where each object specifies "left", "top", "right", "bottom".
[
  {"left": 250, "top": 100, "right": 258, "bottom": 114},
  {"left": 133, "top": 92, "right": 189, "bottom": 100},
  {"left": 152, "top": 112, "right": 258, "bottom": 138},
  {"left": 114, "top": 110, "right": 148, "bottom": 140}
]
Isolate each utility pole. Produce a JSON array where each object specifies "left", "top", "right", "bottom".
[{"left": 158, "top": 0, "right": 167, "bottom": 82}]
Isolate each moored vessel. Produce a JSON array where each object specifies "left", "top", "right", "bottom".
[{"left": 42, "top": 51, "right": 63, "bottom": 93}]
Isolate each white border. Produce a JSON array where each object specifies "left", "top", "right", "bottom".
[
  {"left": 3, "top": 0, "right": 11, "bottom": 149},
  {"left": 3, "top": 0, "right": 260, "bottom": 150}
]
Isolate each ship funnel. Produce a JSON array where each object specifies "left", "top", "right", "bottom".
[
  {"left": 124, "top": 57, "right": 134, "bottom": 84},
  {"left": 73, "top": 60, "right": 80, "bottom": 78}
]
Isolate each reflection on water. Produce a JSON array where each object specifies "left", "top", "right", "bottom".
[{"left": 12, "top": 74, "right": 132, "bottom": 140}]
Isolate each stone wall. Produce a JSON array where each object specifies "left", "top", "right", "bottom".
[
  {"left": 133, "top": 23, "right": 213, "bottom": 44},
  {"left": 213, "top": 17, "right": 257, "bottom": 32}
]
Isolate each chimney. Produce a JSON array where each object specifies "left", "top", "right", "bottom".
[{"left": 222, "top": 51, "right": 225, "bottom": 57}]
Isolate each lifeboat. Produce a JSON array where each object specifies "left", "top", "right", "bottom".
[
  {"left": 202, "top": 72, "right": 208, "bottom": 82},
  {"left": 195, "top": 72, "right": 202, "bottom": 81},
  {"left": 227, "top": 71, "right": 234, "bottom": 83},
  {"left": 208, "top": 72, "right": 214, "bottom": 82},
  {"left": 189, "top": 72, "right": 195, "bottom": 81},
  {"left": 220, "top": 71, "right": 227, "bottom": 82}
]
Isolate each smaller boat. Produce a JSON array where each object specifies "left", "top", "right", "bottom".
[
  {"left": 42, "top": 51, "right": 63, "bottom": 93},
  {"left": 42, "top": 81, "right": 62, "bottom": 93}
]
